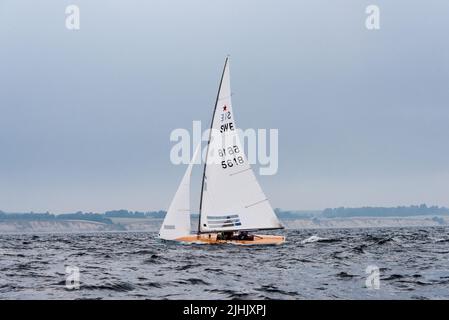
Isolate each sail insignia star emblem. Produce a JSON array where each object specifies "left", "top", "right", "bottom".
[{"left": 223, "top": 105, "right": 227, "bottom": 111}]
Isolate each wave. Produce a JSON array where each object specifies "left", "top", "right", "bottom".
[
  {"left": 301, "top": 235, "right": 340, "bottom": 244},
  {"left": 336, "top": 272, "right": 357, "bottom": 279},
  {"left": 207, "top": 289, "right": 251, "bottom": 299},
  {"left": 175, "top": 264, "right": 203, "bottom": 271},
  {"left": 431, "top": 237, "right": 449, "bottom": 243},
  {"left": 301, "top": 235, "right": 326, "bottom": 244},
  {"left": 382, "top": 274, "right": 404, "bottom": 280},
  {"left": 143, "top": 254, "right": 165, "bottom": 264},
  {"left": 255, "top": 285, "right": 298, "bottom": 297},
  {"left": 2, "top": 228, "right": 449, "bottom": 299},
  {"left": 174, "top": 278, "right": 210, "bottom": 286},
  {"left": 82, "top": 281, "right": 135, "bottom": 292}
]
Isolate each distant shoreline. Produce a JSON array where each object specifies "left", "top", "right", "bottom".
[
  {"left": 1, "top": 205, "right": 448, "bottom": 234},
  {"left": 0, "top": 215, "right": 447, "bottom": 234}
]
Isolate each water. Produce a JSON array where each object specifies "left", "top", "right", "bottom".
[{"left": 1, "top": 227, "right": 448, "bottom": 299}]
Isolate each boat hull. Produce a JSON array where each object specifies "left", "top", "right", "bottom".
[{"left": 172, "top": 233, "right": 285, "bottom": 245}]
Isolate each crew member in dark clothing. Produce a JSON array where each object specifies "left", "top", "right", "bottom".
[
  {"left": 223, "top": 231, "right": 234, "bottom": 240},
  {"left": 238, "top": 231, "right": 254, "bottom": 241}
]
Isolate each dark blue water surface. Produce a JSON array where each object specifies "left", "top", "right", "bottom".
[{"left": 1, "top": 227, "right": 448, "bottom": 299}]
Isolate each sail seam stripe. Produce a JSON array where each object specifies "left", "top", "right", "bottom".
[
  {"left": 229, "top": 168, "right": 251, "bottom": 176},
  {"left": 208, "top": 221, "right": 241, "bottom": 225},
  {"left": 198, "top": 227, "right": 284, "bottom": 234},
  {"left": 209, "top": 219, "right": 240, "bottom": 225},
  {"left": 206, "top": 214, "right": 239, "bottom": 219},
  {"left": 244, "top": 199, "right": 268, "bottom": 208},
  {"left": 207, "top": 218, "right": 240, "bottom": 222},
  {"left": 207, "top": 224, "right": 241, "bottom": 228}
]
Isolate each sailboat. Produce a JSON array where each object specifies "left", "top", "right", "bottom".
[{"left": 159, "top": 57, "right": 285, "bottom": 245}]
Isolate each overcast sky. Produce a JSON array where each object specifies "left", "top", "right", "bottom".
[{"left": 0, "top": 1, "right": 448, "bottom": 213}]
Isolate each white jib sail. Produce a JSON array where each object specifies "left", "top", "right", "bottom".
[
  {"left": 199, "top": 58, "right": 283, "bottom": 233},
  {"left": 159, "top": 143, "right": 200, "bottom": 240}
]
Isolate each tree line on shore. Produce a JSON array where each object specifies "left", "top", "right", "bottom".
[
  {"left": 0, "top": 210, "right": 167, "bottom": 223},
  {"left": 1, "top": 205, "right": 448, "bottom": 223}
]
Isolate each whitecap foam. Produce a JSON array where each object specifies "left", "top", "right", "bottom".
[{"left": 301, "top": 235, "right": 328, "bottom": 244}]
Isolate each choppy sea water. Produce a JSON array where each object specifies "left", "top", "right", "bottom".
[{"left": 1, "top": 227, "right": 448, "bottom": 299}]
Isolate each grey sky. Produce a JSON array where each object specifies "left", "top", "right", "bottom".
[{"left": 0, "top": 1, "right": 448, "bottom": 213}]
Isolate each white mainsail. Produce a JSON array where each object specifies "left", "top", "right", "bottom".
[
  {"left": 198, "top": 58, "right": 283, "bottom": 233},
  {"left": 159, "top": 144, "right": 200, "bottom": 240}
]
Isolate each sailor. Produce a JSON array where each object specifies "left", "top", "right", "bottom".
[
  {"left": 223, "top": 231, "right": 233, "bottom": 240},
  {"left": 238, "top": 231, "right": 254, "bottom": 241}
]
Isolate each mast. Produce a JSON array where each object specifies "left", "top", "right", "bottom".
[{"left": 197, "top": 57, "right": 229, "bottom": 234}]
